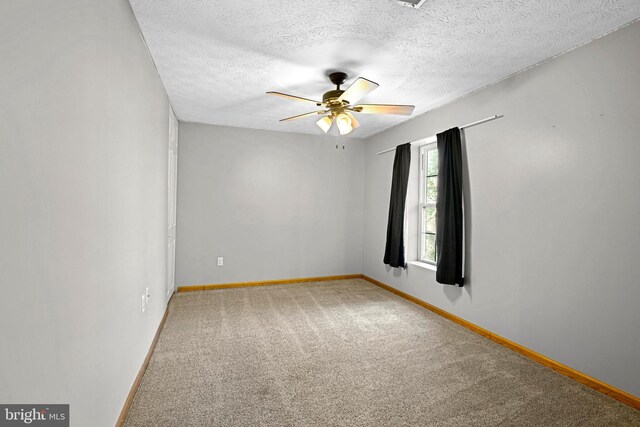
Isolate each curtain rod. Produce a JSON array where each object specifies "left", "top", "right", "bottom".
[{"left": 375, "top": 115, "right": 504, "bottom": 155}]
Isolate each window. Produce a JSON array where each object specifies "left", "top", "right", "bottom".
[{"left": 419, "top": 143, "right": 438, "bottom": 264}]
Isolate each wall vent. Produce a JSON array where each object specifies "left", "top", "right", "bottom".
[{"left": 393, "top": 0, "right": 426, "bottom": 9}]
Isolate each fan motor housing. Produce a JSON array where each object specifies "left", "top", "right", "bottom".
[{"left": 322, "top": 89, "right": 344, "bottom": 104}]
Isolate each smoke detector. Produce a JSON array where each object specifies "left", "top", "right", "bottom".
[{"left": 393, "top": 0, "right": 426, "bottom": 8}]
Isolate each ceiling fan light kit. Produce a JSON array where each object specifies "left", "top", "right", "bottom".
[
  {"left": 267, "top": 72, "right": 415, "bottom": 136},
  {"left": 316, "top": 116, "right": 333, "bottom": 133},
  {"left": 336, "top": 113, "right": 353, "bottom": 135}
]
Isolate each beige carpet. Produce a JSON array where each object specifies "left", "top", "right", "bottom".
[{"left": 124, "top": 279, "right": 640, "bottom": 426}]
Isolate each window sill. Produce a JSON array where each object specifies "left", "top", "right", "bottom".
[{"left": 408, "top": 261, "right": 437, "bottom": 272}]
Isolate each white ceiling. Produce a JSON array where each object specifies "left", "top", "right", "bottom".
[{"left": 129, "top": 0, "right": 640, "bottom": 138}]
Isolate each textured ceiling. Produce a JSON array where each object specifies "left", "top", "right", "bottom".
[{"left": 129, "top": 0, "right": 640, "bottom": 138}]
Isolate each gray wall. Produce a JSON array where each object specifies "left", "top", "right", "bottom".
[
  {"left": 0, "top": 1, "right": 172, "bottom": 425},
  {"left": 363, "top": 21, "right": 640, "bottom": 397},
  {"left": 175, "top": 123, "right": 364, "bottom": 286},
  {"left": 2, "top": 2, "right": 637, "bottom": 424}
]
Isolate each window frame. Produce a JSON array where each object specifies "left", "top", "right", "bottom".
[{"left": 418, "top": 142, "right": 438, "bottom": 265}]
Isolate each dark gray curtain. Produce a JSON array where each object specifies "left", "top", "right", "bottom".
[
  {"left": 383, "top": 143, "right": 411, "bottom": 268},
  {"left": 436, "top": 128, "right": 464, "bottom": 286}
]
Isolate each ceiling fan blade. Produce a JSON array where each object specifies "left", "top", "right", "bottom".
[
  {"left": 280, "top": 110, "right": 326, "bottom": 122},
  {"left": 267, "top": 91, "right": 321, "bottom": 106},
  {"left": 345, "top": 112, "right": 360, "bottom": 129},
  {"left": 338, "top": 77, "right": 379, "bottom": 104},
  {"left": 353, "top": 104, "right": 415, "bottom": 115}
]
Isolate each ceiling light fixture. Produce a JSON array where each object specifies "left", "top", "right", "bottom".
[
  {"left": 267, "top": 72, "right": 415, "bottom": 136},
  {"left": 394, "top": 0, "right": 426, "bottom": 9},
  {"left": 316, "top": 116, "right": 333, "bottom": 133},
  {"left": 336, "top": 113, "right": 353, "bottom": 135}
]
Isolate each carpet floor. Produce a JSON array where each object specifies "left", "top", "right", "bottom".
[{"left": 124, "top": 279, "right": 640, "bottom": 426}]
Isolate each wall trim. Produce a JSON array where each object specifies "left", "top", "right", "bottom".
[
  {"left": 177, "top": 274, "right": 362, "bottom": 292},
  {"left": 360, "top": 274, "right": 640, "bottom": 410},
  {"left": 116, "top": 296, "right": 172, "bottom": 427}
]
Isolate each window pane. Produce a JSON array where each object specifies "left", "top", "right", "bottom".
[
  {"left": 425, "top": 207, "right": 436, "bottom": 233},
  {"left": 423, "top": 233, "right": 436, "bottom": 263},
  {"left": 421, "top": 147, "right": 438, "bottom": 265},
  {"left": 426, "top": 176, "right": 437, "bottom": 203},
  {"left": 427, "top": 149, "right": 438, "bottom": 176}
]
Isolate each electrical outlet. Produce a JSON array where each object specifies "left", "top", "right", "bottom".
[
  {"left": 145, "top": 287, "right": 150, "bottom": 304},
  {"left": 217, "top": 257, "right": 223, "bottom": 266},
  {"left": 141, "top": 294, "right": 146, "bottom": 314}
]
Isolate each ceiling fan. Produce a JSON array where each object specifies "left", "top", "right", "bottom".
[{"left": 267, "top": 72, "right": 415, "bottom": 136}]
